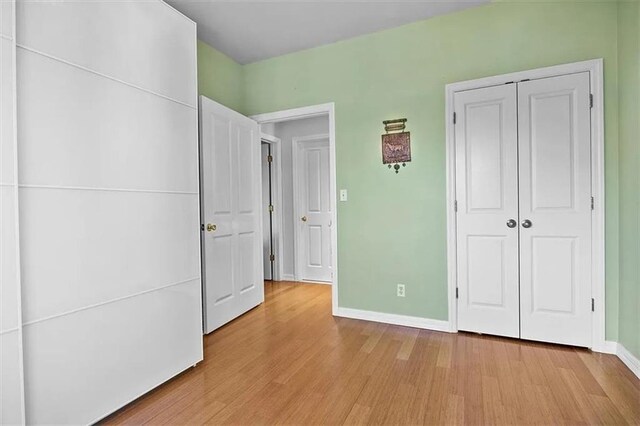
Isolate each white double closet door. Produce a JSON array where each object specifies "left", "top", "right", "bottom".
[{"left": 455, "top": 72, "right": 593, "bottom": 347}]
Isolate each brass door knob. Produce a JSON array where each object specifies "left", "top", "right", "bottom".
[
  {"left": 206, "top": 223, "right": 217, "bottom": 232},
  {"left": 301, "top": 216, "right": 307, "bottom": 222}
]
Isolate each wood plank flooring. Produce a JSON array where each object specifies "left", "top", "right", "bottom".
[{"left": 102, "top": 281, "right": 640, "bottom": 425}]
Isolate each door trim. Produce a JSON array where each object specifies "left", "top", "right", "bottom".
[
  {"left": 260, "top": 132, "right": 284, "bottom": 282},
  {"left": 292, "top": 133, "right": 331, "bottom": 283},
  {"left": 250, "top": 103, "right": 338, "bottom": 315},
  {"left": 445, "top": 59, "right": 606, "bottom": 352}
]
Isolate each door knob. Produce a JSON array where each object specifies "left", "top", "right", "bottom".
[
  {"left": 206, "top": 223, "right": 217, "bottom": 232},
  {"left": 521, "top": 219, "right": 532, "bottom": 229},
  {"left": 301, "top": 216, "right": 307, "bottom": 222},
  {"left": 506, "top": 219, "right": 517, "bottom": 228}
]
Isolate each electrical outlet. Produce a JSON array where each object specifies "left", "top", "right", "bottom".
[{"left": 397, "top": 284, "right": 405, "bottom": 297}]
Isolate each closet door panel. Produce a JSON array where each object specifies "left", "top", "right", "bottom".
[
  {"left": 518, "top": 72, "right": 592, "bottom": 347},
  {"left": 1, "top": 185, "right": 24, "bottom": 426},
  {"left": 454, "top": 84, "right": 520, "bottom": 338},
  {"left": 19, "top": 188, "right": 200, "bottom": 323},
  {"left": 17, "top": 49, "right": 198, "bottom": 193},
  {"left": 1, "top": 37, "right": 15, "bottom": 184},
  {"left": 16, "top": 0, "right": 196, "bottom": 106},
  {"left": 22, "top": 280, "right": 202, "bottom": 425},
  {"left": 1, "top": 331, "right": 23, "bottom": 425}
]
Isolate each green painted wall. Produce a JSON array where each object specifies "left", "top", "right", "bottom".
[
  {"left": 240, "top": 1, "right": 622, "bottom": 337},
  {"left": 197, "top": 40, "right": 243, "bottom": 112},
  {"left": 617, "top": 1, "right": 640, "bottom": 359},
  {"left": 197, "top": 0, "right": 639, "bottom": 347}
]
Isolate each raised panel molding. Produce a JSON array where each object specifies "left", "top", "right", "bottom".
[
  {"left": 530, "top": 91, "right": 577, "bottom": 211},
  {"left": 530, "top": 236, "right": 577, "bottom": 315},
  {"left": 467, "top": 236, "right": 506, "bottom": 308},
  {"left": 465, "top": 101, "right": 505, "bottom": 212}
]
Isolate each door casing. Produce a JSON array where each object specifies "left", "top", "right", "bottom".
[
  {"left": 445, "top": 59, "right": 606, "bottom": 352},
  {"left": 251, "top": 103, "right": 338, "bottom": 315}
]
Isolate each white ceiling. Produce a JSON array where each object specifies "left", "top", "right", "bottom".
[{"left": 167, "top": 0, "right": 489, "bottom": 64}]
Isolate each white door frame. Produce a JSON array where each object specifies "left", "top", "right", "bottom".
[
  {"left": 445, "top": 59, "right": 606, "bottom": 352},
  {"left": 251, "top": 103, "right": 338, "bottom": 315},
  {"left": 292, "top": 133, "right": 331, "bottom": 283},
  {"left": 260, "top": 132, "right": 284, "bottom": 282}
]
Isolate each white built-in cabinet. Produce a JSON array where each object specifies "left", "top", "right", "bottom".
[{"left": 1, "top": 1, "right": 202, "bottom": 423}]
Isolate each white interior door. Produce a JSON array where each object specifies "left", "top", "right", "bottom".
[
  {"left": 454, "top": 84, "right": 521, "bottom": 338},
  {"left": 295, "top": 137, "right": 332, "bottom": 283},
  {"left": 518, "top": 73, "right": 592, "bottom": 347},
  {"left": 200, "top": 96, "right": 264, "bottom": 334}
]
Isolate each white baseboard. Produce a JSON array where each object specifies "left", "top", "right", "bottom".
[
  {"left": 334, "top": 307, "right": 451, "bottom": 333},
  {"left": 300, "top": 279, "right": 332, "bottom": 286},
  {"left": 280, "top": 274, "right": 295, "bottom": 281},
  {"left": 616, "top": 342, "right": 640, "bottom": 379},
  {"left": 597, "top": 340, "right": 619, "bottom": 354}
]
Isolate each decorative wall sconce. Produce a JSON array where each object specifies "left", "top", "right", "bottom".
[{"left": 382, "top": 118, "right": 411, "bottom": 174}]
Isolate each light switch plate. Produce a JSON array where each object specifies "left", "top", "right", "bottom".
[{"left": 339, "top": 189, "right": 348, "bottom": 202}]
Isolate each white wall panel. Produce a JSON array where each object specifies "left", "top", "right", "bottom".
[
  {"left": 1, "top": 187, "right": 20, "bottom": 331},
  {"left": 15, "top": 0, "right": 202, "bottom": 423},
  {"left": 19, "top": 188, "right": 200, "bottom": 323},
  {"left": 0, "top": 0, "right": 12, "bottom": 38},
  {"left": 1, "top": 331, "right": 23, "bottom": 425},
  {"left": 1, "top": 37, "right": 15, "bottom": 185},
  {"left": 22, "top": 280, "right": 202, "bottom": 425},
  {"left": 16, "top": 0, "right": 196, "bottom": 106},
  {"left": 0, "top": 1, "right": 25, "bottom": 423},
  {"left": 17, "top": 49, "right": 198, "bottom": 192}
]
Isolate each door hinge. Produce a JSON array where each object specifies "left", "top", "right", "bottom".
[
  {"left": 453, "top": 112, "right": 457, "bottom": 125},
  {"left": 270, "top": 254, "right": 275, "bottom": 262},
  {"left": 591, "top": 196, "right": 594, "bottom": 210},
  {"left": 591, "top": 298, "right": 595, "bottom": 312},
  {"left": 268, "top": 204, "right": 274, "bottom": 212},
  {"left": 454, "top": 200, "right": 458, "bottom": 212},
  {"left": 590, "top": 94, "right": 594, "bottom": 109},
  {"left": 267, "top": 155, "right": 273, "bottom": 163},
  {"left": 456, "top": 288, "right": 459, "bottom": 299}
]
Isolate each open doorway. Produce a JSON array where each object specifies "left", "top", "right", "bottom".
[{"left": 252, "top": 104, "right": 338, "bottom": 312}]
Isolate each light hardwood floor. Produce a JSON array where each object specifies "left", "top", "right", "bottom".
[{"left": 103, "top": 281, "right": 640, "bottom": 425}]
